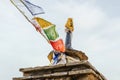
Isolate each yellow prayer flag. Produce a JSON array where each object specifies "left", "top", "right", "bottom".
[
  {"left": 65, "top": 18, "right": 74, "bottom": 32},
  {"left": 33, "top": 17, "right": 52, "bottom": 28}
]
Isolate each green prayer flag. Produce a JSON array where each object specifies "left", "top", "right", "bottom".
[{"left": 43, "top": 25, "right": 59, "bottom": 40}]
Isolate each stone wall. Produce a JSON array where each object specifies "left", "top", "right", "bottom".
[{"left": 13, "top": 61, "right": 106, "bottom": 80}]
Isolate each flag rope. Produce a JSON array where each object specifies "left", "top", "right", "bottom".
[{"left": 10, "top": 0, "right": 50, "bottom": 43}]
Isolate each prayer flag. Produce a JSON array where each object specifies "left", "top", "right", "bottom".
[
  {"left": 65, "top": 18, "right": 74, "bottom": 32},
  {"left": 21, "top": 0, "right": 44, "bottom": 16},
  {"left": 50, "top": 39, "right": 65, "bottom": 52},
  {"left": 43, "top": 25, "right": 59, "bottom": 40},
  {"left": 31, "top": 19, "right": 41, "bottom": 32},
  {"left": 33, "top": 17, "right": 52, "bottom": 28},
  {"left": 32, "top": 17, "right": 65, "bottom": 52}
]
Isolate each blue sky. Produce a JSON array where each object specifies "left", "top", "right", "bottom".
[{"left": 0, "top": 0, "right": 120, "bottom": 80}]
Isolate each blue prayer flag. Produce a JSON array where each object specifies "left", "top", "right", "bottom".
[{"left": 21, "top": 0, "right": 45, "bottom": 16}]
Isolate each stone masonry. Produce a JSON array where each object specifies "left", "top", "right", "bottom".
[{"left": 13, "top": 61, "right": 106, "bottom": 80}]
